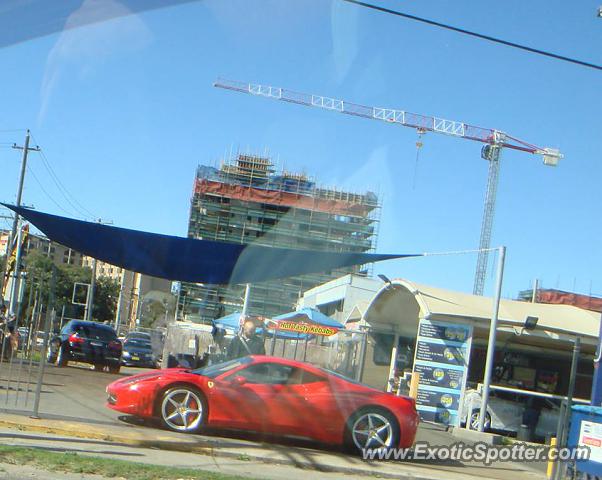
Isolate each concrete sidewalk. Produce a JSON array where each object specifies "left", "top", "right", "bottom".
[{"left": 0, "top": 412, "right": 546, "bottom": 480}]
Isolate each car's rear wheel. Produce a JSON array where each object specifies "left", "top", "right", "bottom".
[
  {"left": 159, "top": 386, "right": 206, "bottom": 433},
  {"left": 56, "top": 344, "right": 68, "bottom": 367},
  {"left": 344, "top": 408, "right": 400, "bottom": 454},
  {"left": 46, "top": 343, "right": 57, "bottom": 363}
]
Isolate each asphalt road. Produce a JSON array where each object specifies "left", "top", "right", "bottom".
[
  {"left": 0, "top": 360, "right": 148, "bottom": 425},
  {"left": 0, "top": 361, "right": 546, "bottom": 479}
]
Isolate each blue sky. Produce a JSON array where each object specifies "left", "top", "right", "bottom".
[{"left": 0, "top": 0, "right": 600, "bottom": 299}]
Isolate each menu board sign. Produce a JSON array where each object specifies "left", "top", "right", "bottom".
[{"left": 413, "top": 319, "right": 473, "bottom": 426}]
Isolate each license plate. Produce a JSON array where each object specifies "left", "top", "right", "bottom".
[{"left": 132, "top": 356, "right": 139, "bottom": 361}]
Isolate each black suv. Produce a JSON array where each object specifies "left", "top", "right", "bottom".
[{"left": 47, "top": 320, "right": 122, "bottom": 373}]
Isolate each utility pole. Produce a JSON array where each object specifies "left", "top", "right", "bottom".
[
  {"left": 1, "top": 130, "right": 39, "bottom": 307},
  {"left": 84, "top": 257, "right": 97, "bottom": 322},
  {"left": 114, "top": 269, "right": 126, "bottom": 334}
]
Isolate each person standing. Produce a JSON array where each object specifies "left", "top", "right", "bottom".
[{"left": 226, "top": 319, "right": 265, "bottom": 360}]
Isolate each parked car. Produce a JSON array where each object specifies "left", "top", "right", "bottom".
[
  {"left": 126, "top": 331, "right": 152, "bottom": 342},
  {"left": 460, "top": 388, "right": 587, "bottom": 439},
  {"left": 121, "top": 337, "right": 158, "bottom": 368},
  {"left": 35, "top": 330, "right": 47, "bottom": 347},
  {"left": 47, "top": 320, "right": 122, "bottom": 373},
  {"left": 107, "top": 355, "right": 419, "bottom": 453},
  {"left": 17, "top": 327, "right": 29, "bottom": 350}
]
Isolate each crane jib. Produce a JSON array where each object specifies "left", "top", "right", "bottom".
[{"left": 214, "top": 79, "right": 557, "bottom": 158}]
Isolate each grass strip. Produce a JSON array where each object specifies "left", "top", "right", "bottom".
[{"left": 0, "top": 445, "right": 247, "bottom": 480}]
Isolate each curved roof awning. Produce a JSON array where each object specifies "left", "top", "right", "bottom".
[{"left": 363, "top": 279, "right": 602, "bottom": 349}]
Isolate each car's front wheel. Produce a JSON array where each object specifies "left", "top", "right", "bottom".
[
  {"left": 344, "top": 408, "right": 400, "bottom": 454},
  {"left": 159, "top": 386, "right": 206, "bottom": 433},
  {"left": 469, "top": 410, "right": 491, "bottom": 431}
]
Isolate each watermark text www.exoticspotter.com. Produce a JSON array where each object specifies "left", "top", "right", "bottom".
[{"left": 362, "top": 442, "right": 590, "bottom": 466}]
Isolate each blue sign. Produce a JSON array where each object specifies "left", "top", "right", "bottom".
[
  {"left": 591, "top": 314, "right": 602, "bottom": 406},
  {"left": 413, "top": 319, "right": 473, "bottom": 426}
]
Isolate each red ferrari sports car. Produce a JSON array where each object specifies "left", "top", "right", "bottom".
[{"left": 106, "top": 355, "right": 418, "bottom": 452}]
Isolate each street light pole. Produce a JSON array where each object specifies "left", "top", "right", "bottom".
[{"left": 478, "top": 245, "right": 506, "bottom": 432}]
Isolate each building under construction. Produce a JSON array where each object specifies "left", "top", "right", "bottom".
[{"left": 176, "top": 153, "right": 381, "bottom": 324}]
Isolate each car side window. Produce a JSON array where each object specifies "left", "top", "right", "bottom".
[
  {"left": 299, "top": 370, "right": 327, "bottom": 385},
  {"left": 286, "top": 368, "right": 326, "bottom": 385},
  {"left": 235, "top": 363, "right": 294, "bottom": 385}
]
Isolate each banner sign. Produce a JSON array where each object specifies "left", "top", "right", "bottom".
[
  {"left": 413, "top": 319, "right": 473, "bottom": 426},
  {"left": 273, "top": 321, "right": 339, "bottom": 337}
]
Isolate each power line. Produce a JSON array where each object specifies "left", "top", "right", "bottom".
[
  {"left": 342, "top": 0, "right": 602, "bottom": 71},
  {"left": 29, "top": 133, "right": 99, "bottom": 219},
  {"left": 26, "top": 165, "right": 79, "bottom": 217}
]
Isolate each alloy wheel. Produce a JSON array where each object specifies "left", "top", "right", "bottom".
[
  {"left": 470, "top": 411, "right": 490, "bottom": 431},
  {"left": 351, "top": 412, "right": 394, "bottom": 450},
  {"left": 161, "top": 389, "right": 203, "bottom": 432}
]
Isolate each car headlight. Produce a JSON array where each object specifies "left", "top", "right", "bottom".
[{"left": 122, "top": 351, "right": 131, "bottom": 357}]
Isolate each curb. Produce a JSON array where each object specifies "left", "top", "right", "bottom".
[{"left": 0, "top": 416, "right": 484, "bottom": 480}]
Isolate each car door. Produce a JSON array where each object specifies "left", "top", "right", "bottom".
[
  {"left": 292, "top": 369, "right": 346, "bottom": 441},
  {"left": 213, "top": 362, "right": 306, "bottom": 436},
  {"left": 210, "top": 362, "right": 281, "bottom": 432}
]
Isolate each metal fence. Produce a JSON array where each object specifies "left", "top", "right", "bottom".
[
  {"left": 0, "top": 301, "right": 53, "bottom": 417},
  {"left": 161, "top": 321, "right": 368, "bottom": 381},
  {"left": 266, "top": 329, "right": 366, "bottom": 379}
]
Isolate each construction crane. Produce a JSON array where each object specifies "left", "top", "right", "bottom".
[{"left": 214, "top": 78, "right": 563, "bottom": 295}]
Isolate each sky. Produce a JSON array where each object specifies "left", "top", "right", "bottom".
[{"left": 0, "top": 0, "right": 600, "bottom": 299}]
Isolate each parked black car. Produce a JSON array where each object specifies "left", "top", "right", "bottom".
[
  {"left": 47, "top": 320, "right": 122, "bottom": 373},
  {"left": 121, "top": 337, "right": 158, "bottom": 368}
]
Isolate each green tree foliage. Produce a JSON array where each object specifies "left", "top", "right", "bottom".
[{"left": 22, "top": 251, "right": 119, "bottom": 323}]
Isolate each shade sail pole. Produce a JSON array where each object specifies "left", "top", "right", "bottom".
[{"left": 479, "top": 246, "right": 506, "bottom": 432}]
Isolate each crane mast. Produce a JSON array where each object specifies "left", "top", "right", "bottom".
[{"left": 214, "top": 79, "right": 562, "bottom": 295}]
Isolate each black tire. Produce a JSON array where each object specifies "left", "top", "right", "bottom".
[
  {"left": 343, "top": 407, "right": 400, "bottom": 454},
  {"left": 46, "top": 343, "right": 57, "bottom": 364},
  {"left": 109, "top": 364, "right": 121, "bottom": 374},
  {"left": 158, "top": 386, "right": 207, "bottom": 434},
  {"left": 469, "top": 410, "right": 491, "bottom": 431},
  {"left": 93, "top": 363, "right": 104, "bottom": 372},
  {"left": 56, "top": 344, "right": 68, "bottom": 367}
]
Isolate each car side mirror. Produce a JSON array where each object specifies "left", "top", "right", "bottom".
[{"left": 231, "top": 375, "right": 247, "bottom": 386}]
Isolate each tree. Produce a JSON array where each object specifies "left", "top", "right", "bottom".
[
  {"left": 22, "top": 252, "right": 119, "bottom": 323},
  {"left": 92, "top": 276, "right": 119, "bottom": 322}
]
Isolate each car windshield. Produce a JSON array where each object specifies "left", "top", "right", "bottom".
[
  {"left": 127, "top": 334, "right": 151, "bottom": 340},
  {"left": 192, "top": 357, "right": 252, "bottom": 379},
  {"left": 124, "top": 339, "right": 152, "bottom": 349},
  {"left": 74, "top": 326, "right": 116, "bottom": 342}
]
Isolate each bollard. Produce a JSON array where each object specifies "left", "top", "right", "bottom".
[
  {"left": 547, "top": 437, "right": 557, "bottom": 479},
  {"left": 409, "top": 372, "right": 420, "bottom": 399}
]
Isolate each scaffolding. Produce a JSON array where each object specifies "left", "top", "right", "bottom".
[{"left": 177, "top": 152, "right": 382, "bottom": 324}]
